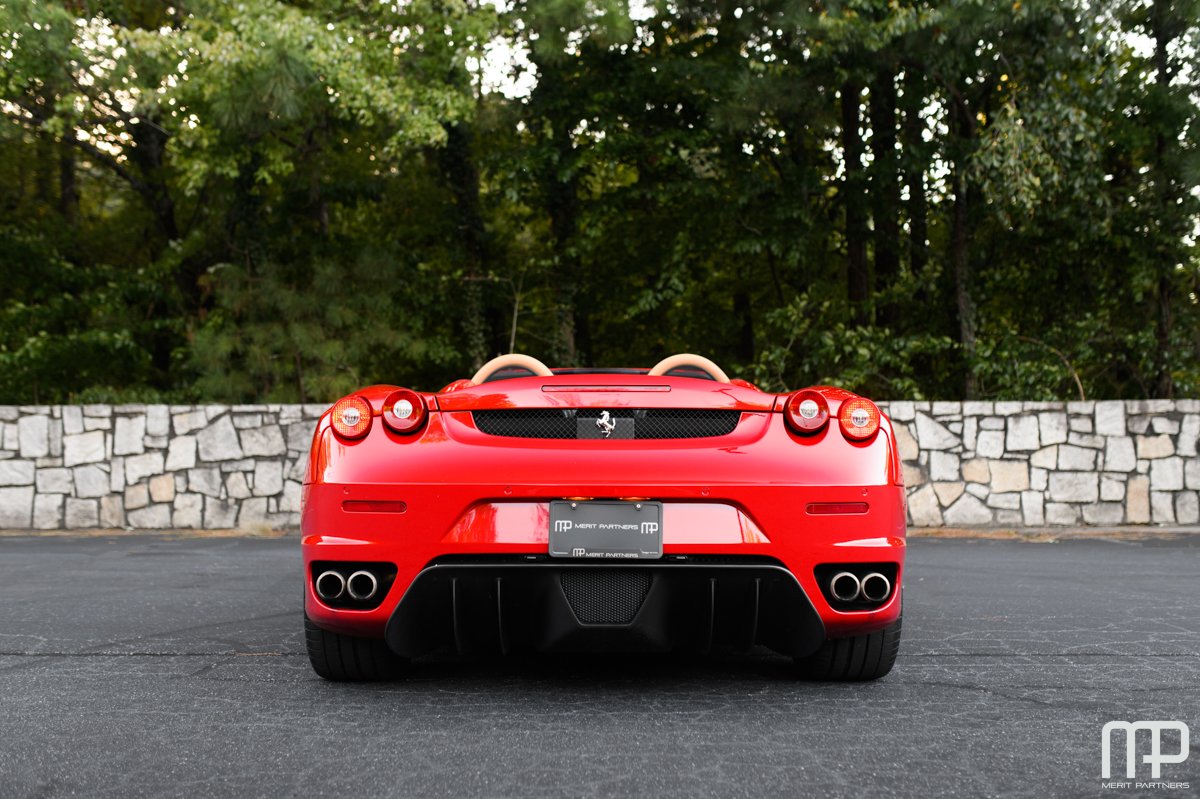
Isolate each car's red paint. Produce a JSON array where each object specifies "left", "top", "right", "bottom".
[{"left": 302, "top": 372, "right": 906, "bottom": 653}]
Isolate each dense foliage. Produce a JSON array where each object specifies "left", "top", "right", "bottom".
[{"left": 1, "top": 0, "right": 1197, "bottom": 402}]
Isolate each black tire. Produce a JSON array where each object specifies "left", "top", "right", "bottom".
[
  {"left": 304, "top": 615, "right": 407, "bottom": 682},
  {"left": 794, "top": 614, "right": 902, "bottom": 681}
]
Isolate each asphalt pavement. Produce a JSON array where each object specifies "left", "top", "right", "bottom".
[{"left": 1, "top": 532, "right": 1198, "bottom": 798}]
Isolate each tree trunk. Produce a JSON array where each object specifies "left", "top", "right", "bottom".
[
  {"left": 1150, "top": 1, "right": 1176, "bottom": 398},
  {"left": 438, "top": 122, "right": 489, "bottom": 371},
  {"left": 901, "top": 69, "right": 928, "bottom": 284},
  {"left": 870, "top": 68, "right": 900, "bottom": 328},
  {"left": 950, "top": 95, "right": 979, "bottom": 399},
  {"left": 841, "top": 80, "right": 869, "bottom": 323}
]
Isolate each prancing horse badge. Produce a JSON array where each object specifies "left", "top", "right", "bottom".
[{"left": 595, "top": 410, "right": 616, "bottom": 438}]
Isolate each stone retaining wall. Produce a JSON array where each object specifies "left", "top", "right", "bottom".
[{"left": 0, "top": 401, "right": 1197, "bottom": 529}]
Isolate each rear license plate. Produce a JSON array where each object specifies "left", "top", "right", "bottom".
[{"left": 549, "top": 500, "right": 663, "bottom": 560}]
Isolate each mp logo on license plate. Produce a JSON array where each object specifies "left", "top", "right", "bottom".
[{"left": 549, "top": 500, "right": 663, "bottom": 560}]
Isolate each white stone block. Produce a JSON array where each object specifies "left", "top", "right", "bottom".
[
  {"left": 112, "top": 415, "right": 145, "bottom": 456},
  {"left": 109, "top": 457, "right": 125, "bottom": 492},
  {"left": 253, "top": 461, "right": 284, "bottom": 497},
  {"left": 127, "top": 503, "right": 171, "bottom": 529},
  {"left": 892, "top": 425, "right": 919, "bottom": 461},
  {"left": 962, "top": 459, "right": 989, "bottom": 484},
  {"left": 73, "top": 465, "right": 110, "bottom": 499},
  {"left": 1100, "top": 475, "right": 1126, "bottom": 501},
  {"left": 197, "top": 415, "right": 244, "bottom": 462},
  {"left": 239, "top": 425, "right": 287, "bottom": 458},
  {"left": 36, "top": 467, "right": 72, "bottom": 494},
  {"left": 165, "top": 436, "right": 197, "bottom": 471},
  {"left": 1038, "top": 412, "right": 1068, "bottom": 445},
  {"left": 1187, "top": 459, "right": 1200, "bottom": 490},
  {"left": 0, "top": 459, "right": 34, "bottom": 485},
  {"left": 907, "top": 484, "right": 942, "bottom": 527},
  {"left": 1178, "top": 415, "right": 1199, "bottom": 457},
  {"left": 1104, "top": 437, "right": 1136, "bottom": 472},
  {"left": 1082, "top": 503, "right": 1124, "bottom": 525},
  {"left": 225, "top": 472, "right": 251, "bottom": 499},
  {"left": 204, "top": 497, "right": 238, "bottom": 528},
  {"left": 1176, "top": 492, "right": 1199, "bottom": 524},
  {"left": 1021, "top": 491, "right": 1044, "bottom": 526},
  {"left": 1150, "top": 457, "right": 1183, "bottom": 491},
  {"left": 929, "top": 451, "right": 960, "bottom": 481},
  {"left": 82, "top": 416, "right": 111, "bottom": 431},
  {"left": 173, "top": 493, "right": 203, "bottom": 528},
  {"left": 62, "top": 406, "right": 83, "bottom": 435},
  {"left": 125, "top": 452, "right": 164, "bottom": 485},
  {"left": 63, "top": 431, "right": 106, "bottom": 467},
  {"left": 914, "top": 413, "right": 959, "bottom": 451},
  {"left": 1094, "top": 401, "right": 1126, "bottom": 435},
  {"left": 17, "top": 415, "right": 49, "bottom": 458},
  {"left": 280, "top": 480, "right": 303, "bottom": 513},
  {"left": 188, "top": 468, "right": 223, "bottom": 498},
  {"left": 976, "top": 430, "right": 1005, "bottom": 459},
  {"left": 1006, "top": 415, "right": 1040, "bottom": 452},
  {"left": 33, "top": 494, "right": 62, "bottom": 529},
  {"left": 64, "top": 498, "right": 99, "bottom": 527},
  {"left": 986, "top": 492, "right": 1021, "bottom": 510},
  {"left": 1151, "top": 491, "right": 1175, "bottom": 523},
  {"left": 1045, "top": 503, "right": 1079, "bottom": 525},
  {"left": 238, "top": 497, "right": 270, "bottom": 528},
  {"left": 1030, "top": 467, "right": 1048, "bottom": 491},
  {"left": 146, "top": 405, "right": 170, "bottom": 437},
  {"left": 0, "top": 486, "right": 33, "bottom": 526},
  {"left": 1057, "top": 445, "right": 1097, "bottom": 471},
  {"left": 1150, "top": 417, "right": 1179, "bottom": 435},
  {"left": 1068, "top": 416, "right": 1092, "bottom": 433},
  {"left": 173, "top": 409, "right": 207, "bottom": 435},
  {"left": 1048, "top": 472, "right": 1099, "bottom": 503},
  {"left": 943, "top": 494, "right": 993, "bottom": 526}
]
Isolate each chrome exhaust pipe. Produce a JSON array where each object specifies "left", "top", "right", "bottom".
[
  {"left": 860, "top": 572, "right": 892, "bottom": 603},
  {"left": 315, "top": 570, "right": 346, "bottom": 601},
  {"left": 346, "top": 570, "right": 379, "bottom": 601},
  {"left": 829, "top": 571, "right": 862, "bottom": 603}
]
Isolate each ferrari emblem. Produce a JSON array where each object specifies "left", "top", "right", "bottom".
[{"left": 596, "top": 410, "right": 616, "bottom": 438}]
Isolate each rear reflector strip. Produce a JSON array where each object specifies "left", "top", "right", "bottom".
[
  {"left": 343, "top": 501, "right": 408, "bottom": 514},
  {"left": 806, "top": 502, "right": 869, "bottom": 515}
]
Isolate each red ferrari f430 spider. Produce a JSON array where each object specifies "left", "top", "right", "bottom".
[{"left": 302, "top": 353, "right": 905, "bottom": 681}]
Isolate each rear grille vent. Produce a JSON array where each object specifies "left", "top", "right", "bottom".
[
  {"left": 472, "top": 409, "right": 741, "bottom": 439},
  {"left": 560, "top": 570, "right": 653, "bottom": 625}
]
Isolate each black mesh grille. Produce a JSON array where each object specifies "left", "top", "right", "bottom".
[
  {"left": 560, "top": 570, "right": 653, "bottom": 624},
  {"left": 472, "top": 409, "right": 741, "bottom": 439}
]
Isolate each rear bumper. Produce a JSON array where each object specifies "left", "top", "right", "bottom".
[{"left": 384, "top": 558, "right": 827, "bottom": 659}]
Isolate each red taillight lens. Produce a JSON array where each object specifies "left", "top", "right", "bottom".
[
  {"left": 785, "top": 389, "right": 830, "bottom": 434},
  {"left": 382, "top": 389, "right": 426, "bottom": 434},
  {"left": 838, "top": 397, "right": 881, "bottom": 440},
  {"left": 331, "top": 396, "right": 372, "bottom": 439}
]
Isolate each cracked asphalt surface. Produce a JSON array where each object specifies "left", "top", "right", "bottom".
[{"left": 1, "top": 534, "right": 1198, "bottom": 798}]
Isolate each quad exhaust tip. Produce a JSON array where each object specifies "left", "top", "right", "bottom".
[
  {"left": 828, "top": 571, "right": 892, "bottom": 604},
  {"left": 315, "top": 570, "right": 346, "bottom": 601},
  {"left": 346, "top": 570, "right": 379, "bottom": 601},
  {"left": 829, "top": 571, "right": 861, "bottom": 603},
  {"left": 860, "top": 572, "right": 891, "bottom": 603}
]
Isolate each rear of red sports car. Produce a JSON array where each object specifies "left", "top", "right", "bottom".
[{"left": 301, "top": 356, "right": 906, "bottom": 681}]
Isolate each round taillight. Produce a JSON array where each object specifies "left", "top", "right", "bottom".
[
  {"left": 785, "top": 390, "right": 830, "bottom": 434},
  {"left": 838, "top": 397, "right": 881, "bottom": 441},
  {"left": 331, "top": 396, "right": 372, "bottom": 439},
  {"left": 382, "top": 389, "right": 426, "bottom": 434}
]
